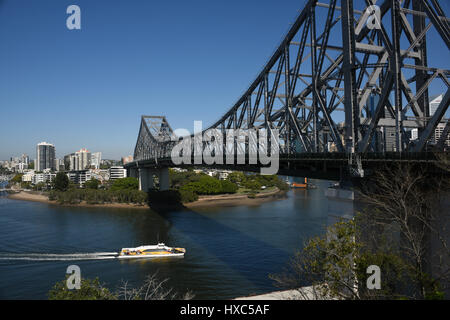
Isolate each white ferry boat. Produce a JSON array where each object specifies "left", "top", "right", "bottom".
[{"left": 118, "top": 243, "right": 186, "bottom": 259}]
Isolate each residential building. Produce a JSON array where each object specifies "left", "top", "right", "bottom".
[
  {"left": 31, "top": 172, "right": 56, "bottom": 185},
  {"left": 67, "top": 170, "right": 92, "bottom": 187},
  {"left": 21, "top": 154, "right": 29, "bottom": 165},
  {"left": 22, "top": 171, "right": 35, "bottom": 183},
  {"left": 429, "top": 94, "right": 443, "bottom": 116},
  {"left": 433, "top": 122, "right": 450, "bottom": 147},
  {"left": 15, "top": 162, "right": 28, "bottom": 173},
  {"left": 109, "top": 166, "right": 127, "bottom": 180},
  {"left": 411, "top": 128, "right": 419, "bottom": 141},
  {"left": 75, "top": 148, "right": 91, "bottom": 171},
  {"left": 89, "top": 168, "right": 109, "bottom": 183},
  {"left": 101, "top": 159, "right": 121, "bottom": 168},
  {"left": 217, "top": 170, "right": 232, "bottom": 180},
  {"left": 64, "top": 148, "right": 94, "bottom": 171},
  {"left": 64, "top": 153, "right": 75, "bottom": 171},
  {"left": 91, "top": 152, "right": 102, "bottom": 169},
  {"left": 36, "top": 142, "right": 56, "bottom": 171},
  {"left": 121, "top": 155, "right": 133, "bottom": 165}
]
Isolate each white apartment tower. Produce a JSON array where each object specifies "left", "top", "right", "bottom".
[{"left": 36, "top": 142, "right": 56, "bottom": 172}]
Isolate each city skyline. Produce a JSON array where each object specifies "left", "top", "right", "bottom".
[
  {"left": 2, "top": 144, "right": 127, "bottom": 162},
  {"left": 1, "top": 0, "right": 449, "bottom": 160}
]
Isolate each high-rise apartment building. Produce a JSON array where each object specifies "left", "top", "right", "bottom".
[
  {"left": 65, "top": 149, "right": 92, "bottom": 171},
  {"left": 36, "top": 142, "right": 56, "bottom": 172},
  {"left": 75, "top": 148, "right": 91, "bottom": 171},
  {"left": 91, "top": 152, "right": 102, "bottom": 169},
  {"left": 64, "top": 153, "right": 75, "bottom": 171},
  {"left": 21, "top": 154, "right": 29, "bottom": 165},
  {"left": 429, "top": 94, "right": 443, "bottom": 116}
]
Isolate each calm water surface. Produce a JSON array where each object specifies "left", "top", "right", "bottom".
[{"left": 0, "top": 179, "right": 343, "bottom": 299}]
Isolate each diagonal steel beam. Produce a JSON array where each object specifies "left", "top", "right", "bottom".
[{"left": 412, "top": 89, "right": 450, "bottom": 152}]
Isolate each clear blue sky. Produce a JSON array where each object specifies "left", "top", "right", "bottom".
[{"left": 0, "top": 0, "right": 448, "bottom": 160}]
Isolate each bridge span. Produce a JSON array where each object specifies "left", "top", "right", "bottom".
[{"left": 124, "top": 0, "right": 449, "bottom": 191}]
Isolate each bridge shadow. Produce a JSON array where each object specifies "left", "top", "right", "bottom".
[{"left": 146, "top": 194, "right": 297, "bottom": 292}]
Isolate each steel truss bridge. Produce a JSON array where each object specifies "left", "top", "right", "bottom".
[{"left": 126, "top": 0, "right": 450, "bottom": 182}]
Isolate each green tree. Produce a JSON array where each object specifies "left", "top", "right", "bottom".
[
  {"left": 21, "top": 181, "right": 32, "bottom": 189},
  {"left": 48, "top": 277, "right": 117, "bottom": 300},
  {"left": 243, "top": 179, "right": 262, "bottom": 191},
  {"left": 53, "top": 172, "right": 69, "bottom": 191},
  {"left": 11, "top": 174, "right": 23, "bottom": 184},
  {"left": 110, "top": 177, "right": 139, "bottom": 191},
  {"left": 227, "top": 172, "right": 246, "bottom": 185},
  {"left": 85, "top": 178, "right": 100, "bottom": 190},
  {"left": 219, "top": 179, "right": 238, "bottom": 194},
  {"left": 181, "top": 175, "right": 222, "bottom": 195},
  {"left": 179, "top": 188, "right": 198, "bottom": 203},
  {"left": 34, "top": 182, "right": 46, "bottom": 191},
  {"left": 270, "top": 215, "right": 446, "bottom": 300},
  {"left": 48, "top": 274, "right": 194, "bottom": 300},
  {"left": 169, "top": 169, "right": 202, "bottom": 188}
]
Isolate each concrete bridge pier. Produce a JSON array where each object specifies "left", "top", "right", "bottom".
[
  {"left": 137, "top": 167, "right": 169, "bottom": 192},
  {"left": 158, "top": 167, "right": 169, "bottom": 191},
  {"left": 325, "top": 184, "right": 359, "bottom": 225},
  {"left": 138, "top": 168, "right": 154, "bottom": 192},
  {"left": 128, "top": 167, "right": 138, "bottom": 179}
]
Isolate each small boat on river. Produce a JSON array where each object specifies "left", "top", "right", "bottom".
[
  {"left": 118, "top": 243, "right": 186, "bottom": 259},
  {"left": 290, "top": 178, "right": 317, "bottom": 189}
]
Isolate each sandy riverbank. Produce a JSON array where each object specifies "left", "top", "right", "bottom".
[
  {"left": 7, "top": 191, "right": 49, "bottom": 203},
  {"left": 7, "top": 188, "right": 287, "bottom": 210},
  {"left": 7, "top": 191, "right": 149, "bottom": 210},
  {"left": 184, "top": 187, "right": 287, "bottom": 208}
]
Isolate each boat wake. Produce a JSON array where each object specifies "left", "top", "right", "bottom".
[{"left": 0, "top": 252, "right": 118, "bottom": 261}]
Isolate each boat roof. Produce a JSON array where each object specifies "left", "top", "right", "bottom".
[{"left": 121, "top": 243, "right": 168, "bottom": 251}]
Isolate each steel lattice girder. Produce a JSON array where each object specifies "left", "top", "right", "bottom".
[{"left": 134, "top": 0, "right": 450, "bottom": 163}]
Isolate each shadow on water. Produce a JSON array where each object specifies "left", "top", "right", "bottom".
[{"left": 146, "top": 194, "right": 293, "bottom": 292}]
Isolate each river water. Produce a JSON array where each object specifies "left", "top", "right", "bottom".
[{"left": 0, "top": 178, "right": 344, "bottom": 300}]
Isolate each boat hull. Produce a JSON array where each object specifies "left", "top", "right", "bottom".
[{"left": 117, "top": 252, "right": 185, "bottom": 259}]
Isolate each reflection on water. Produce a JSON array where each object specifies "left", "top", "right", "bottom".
[{"left": 0, "top": 179, "right": 344, "bottom": 299}]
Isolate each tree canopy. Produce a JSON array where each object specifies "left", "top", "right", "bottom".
[
  {"left": 110, "top": 177, "right": 139, "bottom": 191},
  {"left": 53, "top": 172, "right": 69, "bottom": 191}
]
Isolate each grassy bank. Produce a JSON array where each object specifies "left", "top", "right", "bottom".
[{"left": 48, "top": 189, "right": 148, "bottom": 205}]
